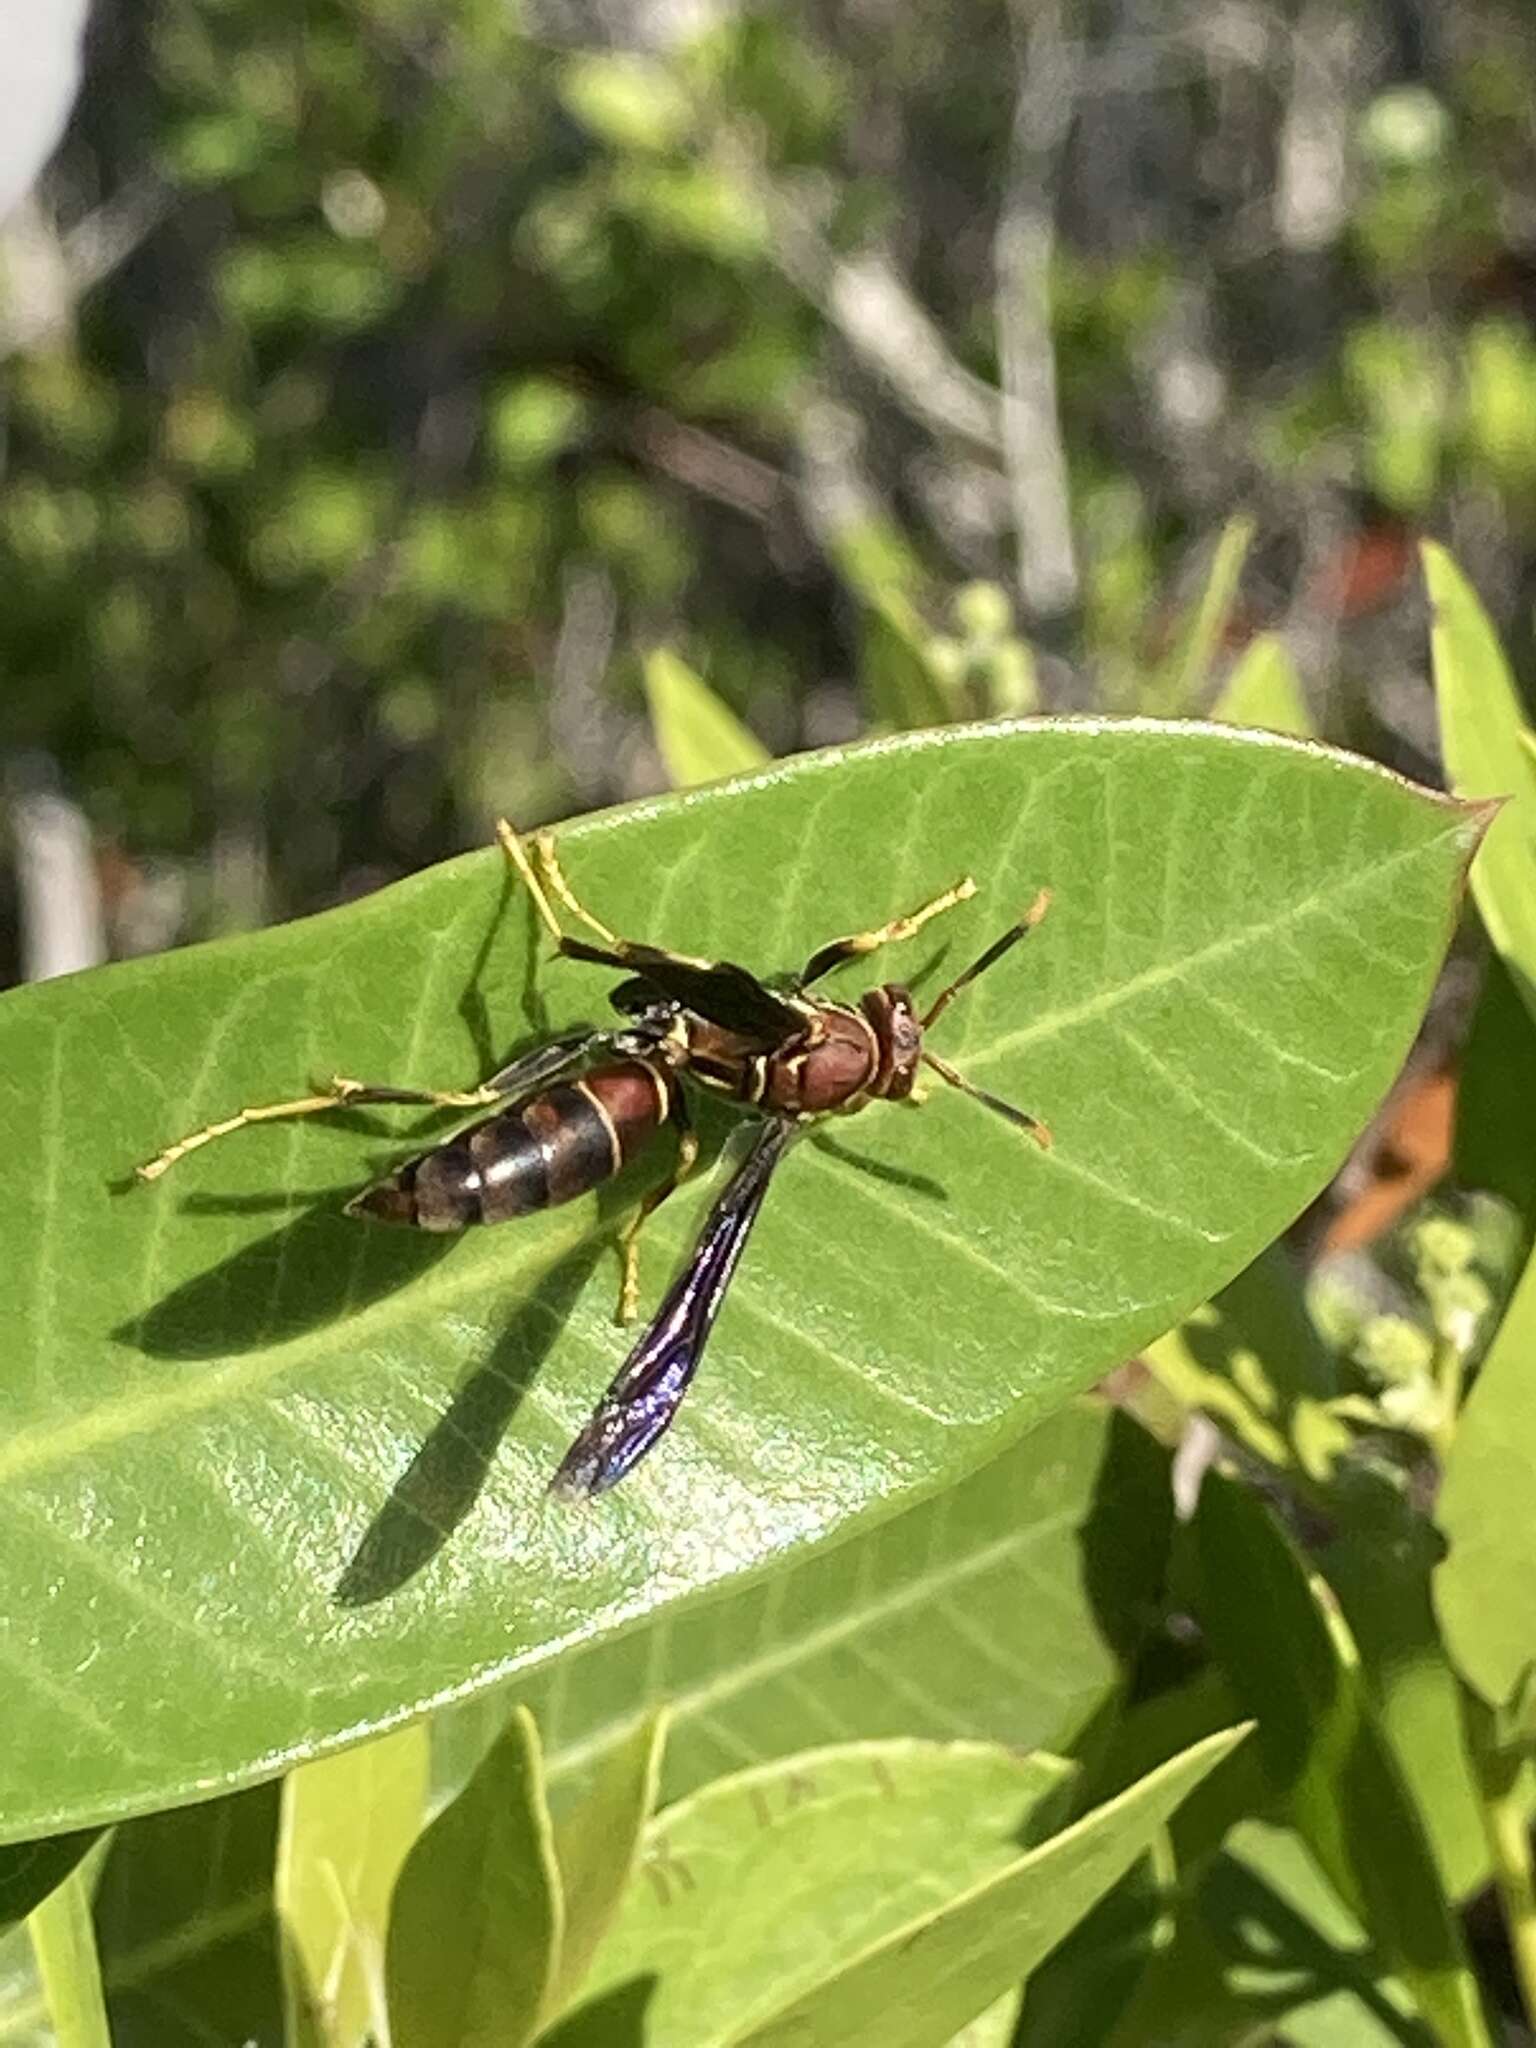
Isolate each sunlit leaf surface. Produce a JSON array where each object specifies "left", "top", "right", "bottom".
[
  {"left": 0, "top": 719, "right": 1481, "bottom": 1837},
  {"left": 438, "top": 1401, "right": 1141, "bottom": 1817}
]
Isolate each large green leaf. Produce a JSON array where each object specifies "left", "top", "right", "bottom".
[{"left": 0, "top": 720, "right": 1482, "bottom": 1839}]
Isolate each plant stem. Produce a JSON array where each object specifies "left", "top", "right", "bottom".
[{"left": 1430, "top": 1333, "right": 1467, "bottom": 1463}]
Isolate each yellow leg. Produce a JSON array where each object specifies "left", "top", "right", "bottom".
[
  {"left": 801, "top": 875, "right": 977, "bottom": 984},
  {"left": 496, "top": 817, "right": 627, "bottom": 952},
  {"left": 134, "top": 1076, "right": 501, "bottom": 1183},
  {"left": 495, "top": 818, "right": 567, "bottom": 946},
  {"left": 533, "top": 831, "right": 621, "bottom": 947},
  {"left": 615, "top": 1127, "right": 701, "bottom": 1324},
  {"left": 850, "top": 875, "right": 978, "bottom": 952}
]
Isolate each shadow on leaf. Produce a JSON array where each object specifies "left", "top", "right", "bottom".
[
  {"left": 1196, "top": 1850, "right": 1437, "bottom": 2045},
  {"left": 809, "top": 1128, "right": 950, "bottom": 1202},
  {"left": 336, "top": 1230, "right": 606, "bottom": 1605},
  {"left": 116, "top": 1202, "right": 455, "bottom": 1360},
  {"left": 537, "top": 1973, "right": 658, "bottom": 2048}
]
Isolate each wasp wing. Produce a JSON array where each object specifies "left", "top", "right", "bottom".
[
  {"left": 560, "top": 938, "right": 805, "bottom": 1048},
  {"left": 478, "top": 1029, "right": 613, "bottom": 1100},
  {"left": 550, "top": 1118, "right": 795, "bottom": 1498}
]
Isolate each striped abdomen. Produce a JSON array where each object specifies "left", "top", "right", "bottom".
[{"left": 348, "top": 1059, "right": 671, "bottom": 1232}]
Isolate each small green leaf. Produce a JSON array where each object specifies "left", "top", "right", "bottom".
[
  {"left": 857, "top": 599, "right": 959, "bottom": 730},
  {"left": 560, "top": 1731, "right": 1244, "bottom": 2047},
  {"left": 277, "top": 1720, "right": 429, "bottom": 2047},
  {"left": 1014, "top": 1860, "right": 1167, "bottom": 2047},
  {"left": 1072, "top": 1665, "right": 1261, "bottom": 1876},
  {"left": 740, "top": 1726, "right": 1249, "bottom": 2048},
  {"left": 1323, "top": 1478, "right": 1489, "bottom": 1900},
  {"left": 834, "top": 525, "right": 959, "bottom": 730},
  {"left": 944, "top": 1989, "right": 1023, "bottom": 2046},
  {"left": 560, "top": 53, "right": 693, "bottom": 154},
  {"left": 1456, "top": 953, "right": 1536, "bottom": 1250},
  {"left": 488, "top": 378, "right": 590, "bottom": 475},
  {"left": 644, "top": 650, "right": 770, "bottom": 787},
  {"left": 1211, "top": 632, "right": 1315, "bottom": 737},
  {"left": 26, "top": 1870, "right": 109, "bottom": 2048},
  {"left": 1193, "top": 1475, "right": 1489, "bottom": 2046},
  {"left": 0, "top": 1921, "right": 45, "bottom": 2045},
  {"left": 1427, "top": 540, "right": 1536, "bottom": 1017},
  {"left": 0, "top": 721, "right": 1484, "bottom": 1838},
  {"left": 557, "top": 1738, "right": 1074, "bottom": 2044},
  {"left": 1436, "top": 1242, "right": 1536, "bottom": 1708},
  {"left": 386, "top": 1706, "right": 560, "bottom": 2048},
  {"left": 1153, "top": 516, "right": 1255, "bottom": 711},
  {"left": 548, "top": 1709, "right": 667, "bottom": 2020}
]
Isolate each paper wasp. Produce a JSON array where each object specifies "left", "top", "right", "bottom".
[{"left": 136, "top": 824, "right": 1052, "bottom": 1498}]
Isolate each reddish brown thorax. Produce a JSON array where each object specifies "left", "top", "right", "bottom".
[
  {"left": 753, "top": 985, "right": 921, "bottom": 1117},
  {"left": 762, "top": 1007, "right": 876, "bottom": 1116},
  {"left": 670, "top": 983, "right": 927, "bottom": 1120}
]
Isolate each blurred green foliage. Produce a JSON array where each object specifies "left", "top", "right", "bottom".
[{"left": 3, "top": 0, "right": 1536, "bottom": 955}]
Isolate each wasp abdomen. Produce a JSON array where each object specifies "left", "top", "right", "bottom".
[{"left": 348, "top": 1058, "right": 671, "bottom": 1231}]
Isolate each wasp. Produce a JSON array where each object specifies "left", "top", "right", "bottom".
[{"left": 136, "top": 824, "right": 1052, "bottom": 1497}]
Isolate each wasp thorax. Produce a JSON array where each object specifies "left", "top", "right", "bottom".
[{"left": 861, "top": 984, "right": 923, "bottom": 1099}]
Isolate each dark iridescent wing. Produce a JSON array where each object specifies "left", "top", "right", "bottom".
[
  {"left": 560, "top": 938, "right": 805, "bottom": 1048},
  {"left": 479, "top": 1029, "right": 608, "bottom": 1099},
  {"left": 550, "top": 1118, "right": 795, "bottom": 1498}
]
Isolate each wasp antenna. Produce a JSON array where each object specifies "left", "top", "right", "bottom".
[
  {"left": 922, "top": 1051, "right": 1052, "bottom": 1150},
  {"left": 919, "top": 887, "right": 1052, "bottom": 1031}
]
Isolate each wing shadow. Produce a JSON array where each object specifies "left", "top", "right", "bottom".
[{"left": 335, "top": 1229, "right": 606, "bottom": 1605}]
